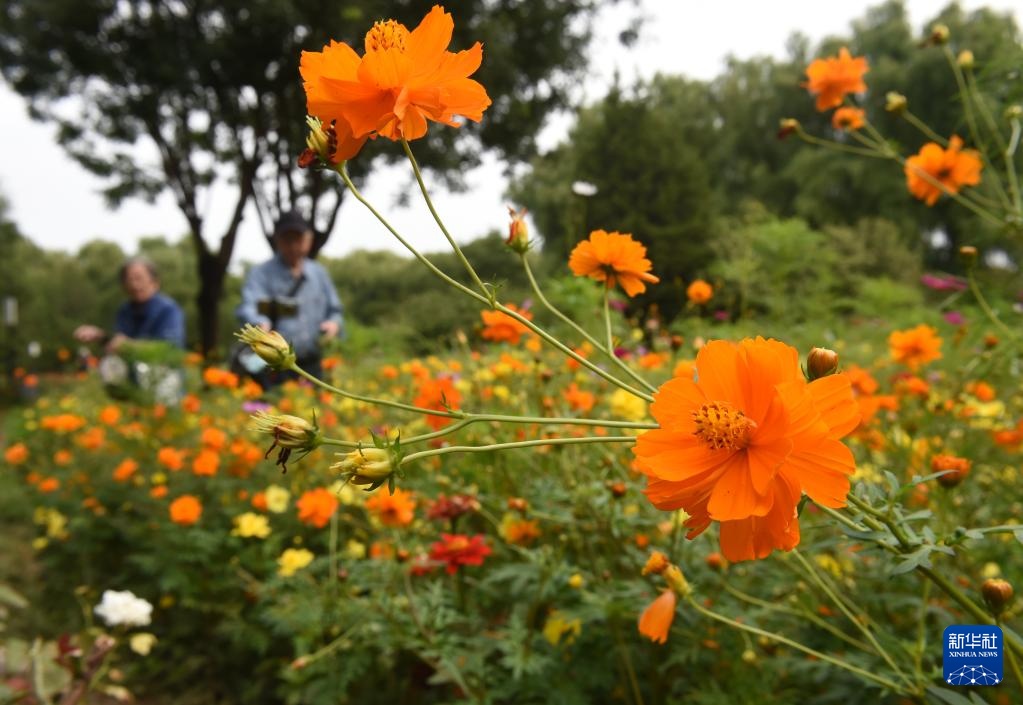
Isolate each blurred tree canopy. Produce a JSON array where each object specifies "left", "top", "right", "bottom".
[
  {"left": 511, "top": 0, "right": 1023, "bottom": 315},
  {"left": 0, "top": 0, "right": 638, "bottom": 354}
]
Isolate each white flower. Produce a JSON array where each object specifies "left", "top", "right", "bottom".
[{"left": 94, "top": 589, "right": 153, "bottom": 627}]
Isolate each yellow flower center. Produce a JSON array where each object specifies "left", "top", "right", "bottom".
[
  {"left": 692, "top": 402, "right": 756, "bottom": 451},
  {"left": 365, "top": 19, "right": 410, "bottom": 53}
]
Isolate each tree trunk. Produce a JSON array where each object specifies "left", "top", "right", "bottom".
[{"left": 196, "top": 249, "right": 226, "bottom": 358}]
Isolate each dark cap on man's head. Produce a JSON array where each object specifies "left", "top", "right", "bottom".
[{"left": 274, "top": 210, "right": 312, "bottom": 238}]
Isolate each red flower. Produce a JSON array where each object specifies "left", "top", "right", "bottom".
[{"left": 428, "top": 533, "right": 491, "bottom": 574}]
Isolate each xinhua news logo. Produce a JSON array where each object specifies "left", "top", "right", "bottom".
[{"left": 943, "top": 625, "right": 1003, "bottom": 686}]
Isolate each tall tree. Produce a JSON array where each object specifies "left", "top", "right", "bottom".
[{"left": 0, "top": 0, "right": 635, "bottom": 354}]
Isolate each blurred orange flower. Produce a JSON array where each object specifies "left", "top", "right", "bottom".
[
  {"left": 831, "top": 106, "right": 865, "bottom": 130},
  {"left": 4, "top": 443, "right": 28, "bottom": 465},
  {"left": 888, "top": 324, "right": 942, "bottom": 369},
  {"left": 563, "top": 382, "right": 595, "bottom": 413},
  {"left": 157, "top": 447, "right": 186, "bottom": 472},
  {"left": 905, "top": 137, "right": 982, "bottom": 206},
  {"left": 481, "top": 304, "right": 533, "bottom": 344},
  {"left": 37, "top": 477, "right": 60, "bottom": 493},
  {"left": 40, "top": 414, "right": 87, "bottom": 433},
  {"left": 300, "top": 5, "right": 491, "bottom": 151},
  {"left": 428, "top": 533, "right": 491, "bottom": 574},
  {"left": 686, "top": 279, "right": 713, "bottom": 305},
  {"left": 366, "top": 488, "right": 417, "bottom": 527},
  {"left": 638, "top": 590, "right": 676, "bottom": 644},
  {"left": 569, "top": 230, "right": 659, "bottom": 297},
  {"left": 804, "top": 47, "right": 868, "bottom": 111},
  {"left": 99, "top": 405, "right": 122, "bottom": 425},
  {"left": 296, "top": 488, "right": 339, "bottom": 529},
  {"left": 201, "top": 427, "right": 227, "bottom": 451},
  {"left": 112, "top": 458, "right": 139, "bottom": 482},
  {"left": 192, "top": 449, "right": 220, "bottom": 477},
  {"left": 633, "top": 338, "right": 860, "bottom": 562},
  {"left": 169, "top": 495, "right": 202, "bottom": 525},
  {"left": 413, "top": 377, "right": 461, "bottom": 430},
  {"left": 932, "top": 454, "right": 971, "bottom": 487}
]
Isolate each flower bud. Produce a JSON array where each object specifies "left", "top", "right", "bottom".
[
  {"left": 250, "top": 412, "right": 322, "bottom": 472},
  {"left": 956, "top": 50, "right": 975, "bottom": 69},
  {"left": 931, "top": 453, "right": 971, "bottom": 487},
  {"left": 777, "top": 118, "right": 800, "bottom": 140},
  {"left": 806, "top": 347, "right": 839, "bottom": 380},
  {"left": 958, "top": 245, "right": 978, "bottom": 268},
  {"left": 929, "top": 24, "right": 950, "bottom": 45},
  {"left": 642, "top": 551, "right": 670, "bottom": 576},
  {"left": 1006, "top": 105, "right": 1023, "bottom": 121},
  {"left": 981, "top": 578, "right": 1013, "bottom": 616},
  {"left": 235, "top": 324, "right": 296, "bottom": 370},
  {"left": 607, "top": 480, "right": 627, "bottom": 498},
  {"left": 663, "top": 564, "right": 692, "bottom": 598},
  {"left": 506, "top": 207, "right": 531, "bottom": 254},
  {"left": 331, "top": 446, "right": 395, "bottom": 488},
  {"left": 885, "top": 92, "right": 908, "bottom": 115},
  {"left": 568, "top": 573, "right": 585, "bottom": 589}
]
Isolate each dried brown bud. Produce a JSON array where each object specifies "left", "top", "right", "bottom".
[
  {"left": 807, "top": 347, "right": 839, "bottom": 380},
  {"left": 981, "top": 578, "right": 1013, "bottom": 615}
]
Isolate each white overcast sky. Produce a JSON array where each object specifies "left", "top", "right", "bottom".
[{"left": 1, "top": 0, "right": 1019, "bottom": 269}]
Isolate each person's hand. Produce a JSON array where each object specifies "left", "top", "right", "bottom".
[
  {"left": 319, "top": 320, "right": 340, "bottom": 339},
  {"left": 105, "top": 333, "right": 129, "bottom": 354},
  {"left": 73, "top": 324, "right": 105, "bottom": 343},
  {"left": 257, "top": 321, "right": 271, "bottom": 332}
]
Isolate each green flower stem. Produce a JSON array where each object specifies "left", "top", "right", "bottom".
[
  {"left": 1005, "top": 118, "right": 1022, "bottom": 216},
  {"left": 791, "top": 549, "right": 912, "bottom": 688},
  {"left": 902, "top": 110, "right": 948, "bottom": 146},
  {"left": 796, "top": 130, "right": 890, "bottom": 158},
  {"left": 685, "top": 595, "right": 908, "bottom": 694},
  {"left": 494, "top": 300, "right": 655, "bottom": 401},
  {"left": 844, "top": 493, "right": 1023, "bottom": 658},
  {"left": 964, "top": 69, "right": 1009, "bottom": 154},
  {"left": 401, "top": 139, "right": 489, "bottom": 298},
  {"left": 339, "top": 162, "right": 652, "bottom": 400},
  {"left": 400, "top": 435, "right": 635, "bottom": 465},
  {"left": 721, "top": 583, "right": 872, "bottom": 653},
  {"left": 966, "top": 267, "right": 1019, "bottom": 342},
  {"left": 999, "top": 617, "right": 1023, "bottom": 689},
  {"left": 337, "top": 165, "right": 489, "bottom": 306},
  {"left": 602, "top": 290, "right": 615, "bottom": 354},
  {"left": 521, "top": 256, "right": 658, "bottom": 394}
]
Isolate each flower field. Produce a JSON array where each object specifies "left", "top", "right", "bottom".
[
  {"left": 3, "top": 304, "right": 1022, "bottom": 703},
  {"left": 2, "top": 3, "right": 1023, "bottom": 704}
]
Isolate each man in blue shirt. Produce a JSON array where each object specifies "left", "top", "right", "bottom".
[
  {"left": 236, "top": 211, "right": 344, "bottom": 380},
  {"left": 74, "top": 257, "right": 186, "bottom": 351}
]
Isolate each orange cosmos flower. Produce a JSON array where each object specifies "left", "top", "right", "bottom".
[
  {"left": 563, "top": 382, "right": 596, "bottom": 413},
  {"left": 633, "top": 338, "right": 860, "bottom": 562},
  {"left": 638, "top": 590, "right": 677, "bottom": 644},
  {"left": 365, "top": 487, "right": 417, "bottom": 527},
  {"left": 413, "top": 376, "right": 461, "bottom": 430},
  {"left": 201, "top": 427, "right": 227, "bottom": 451},
  {"left": 112, "top": 458, "right": 139, "bottom": 482},
  {"left": 686, "top": 279, "right": 713, "bottom": 304},
  {"left": 40, "top": 414, "right": 87, "bottom": 433},
  {"left": 37, "top": 477, "right": 60, "bottom": 493},
  {"left": 569, "top": 230, "right": 659, "bottom": 297},
  {"left": 157, "top": 447, "right": 186, "bottom": 472},
  {"left": 904, "top": 136, "right": 982, "bottom": 206},
  {"left": 4, "top": 443, "right": 28, "bottom": 465},
  {"left": 191, "top": 449, "right": 220, "bottom": 477},
  {"left": 300, "top": 5, "right": 491, "bottom": 151},
  {"left": 99, "top": 405, "right": 121, "bottom": 425},
  {"left": 480, "top": 304, "right": 533, "bottom": 344},
  {"left": 296, "top": 488, "right": 339, "bottom": 529},
  {"left": 888, "top": 324, "right": 942, "bottom": 370},
  {"left": 932, "top": 454, "right": 971, "bottom": 487},
  {"left": 169, "top": 495, "right": 202, "bottom": 525},
  {"left": 804, "top": 48, "right": 869, "bottom": 111},
  {"left": 832, "top": 106, "right": 865, "bottom": 131}
]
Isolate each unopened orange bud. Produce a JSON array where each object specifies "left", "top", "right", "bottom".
[
  {"left": 777, "top": 118, "right": 800, "bottom": 140},
  {"left": 981, "top": 578, "right": 1013, "bottom": 615},
  {"left": 506, "top": 207, "right": 531, "bottom": 254},
  {"left": 807, "top": 347, "right": 839, "bottom": 380},
  {"left": 643, "top": 551, "right": 670, "bottom": 576}
]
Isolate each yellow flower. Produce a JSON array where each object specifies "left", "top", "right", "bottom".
[
  {"left": 130, "top": 633, "right": 158, "bottom": 656},
  {"left": 568, "top": 573, "right": 585, "bottom": 589},
  {"left": 232, "top": 512, "right": 271, "bottom": 539},
  {"left": 610, "top": 388, "right": 647, "bottom": 421},
  {"left": 264, "top": 485, "right": 290, "bottom": 513},
  {"left": 344, "top": 540, "right": 367, "bottom": 560},
  {"left": 278, "top": 548, "right": 315, "bottom": 577},
  {"left": 543, "top": 610, "right": 582, "bottom": 646}
]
